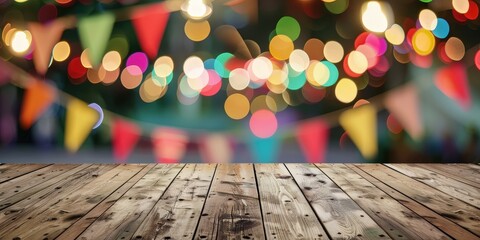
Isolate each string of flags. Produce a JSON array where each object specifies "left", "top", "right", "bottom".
[{"left": 3, "top": 56, "right": 473, "bottom": 163}]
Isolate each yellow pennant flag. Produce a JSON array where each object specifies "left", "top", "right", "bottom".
[
  {"left": 339, "top": 104, "right": 377, "bottom": 159},
  {"left": 65, "top": 99, "right": 99, "bottom": 152}
]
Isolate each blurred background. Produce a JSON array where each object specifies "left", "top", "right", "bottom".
[{"left": 0, "top": 0, "right": 479, "bottom": 163}]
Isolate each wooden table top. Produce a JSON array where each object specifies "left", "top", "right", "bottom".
[{"left": 0, "top": 163, "right": 478, "bottom": 240}]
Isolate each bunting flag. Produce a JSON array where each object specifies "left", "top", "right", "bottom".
[
  {"left": 78, "top": 13, "right": 115, "bottom": 67},
  {"left": 434, "top": 63, "right": 471, "bottom": 110},
  {"left": 20, "top": 80, "right": 56, "bottom": 129},
  {"left": 296, "top": 120, "right": 329, "bottom": 163},
  {"left": 131, "top": 4, "right": 170, "bottom": 60},
  {"left": 151, "top": 127, "right": 188, "bottom": 163},
  {"left": 339, "top": 104, "right": 377, "bottom": 159},
  {"left": 65, "top": 98, "right": 99, "bottom": 152},
  {"left": 28, "top": 20, "right": 65, "bottom": 75},
  {"left": 248, "top": 134, "right": 280, "bottom": 163},
  {"left": 385, "top": 84, "right": 424, "bottom": 140},
  {"left": 199, "top": 134, "right": 233, "bottom": 163},
  {"left": 215, "top": 25, "right": 252, "bottom": 59},
  {"left": 112, "top": 119, "right": 141, "bottom": 163}
]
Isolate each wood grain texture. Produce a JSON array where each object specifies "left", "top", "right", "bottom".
[
  {"left": 133, "top": 164, "right": 216, "bottom": 240},
  {"left": 255, "top": 164, "right": 328, "bottom": 240},
  {"left": 319, "top": 164, "right": 451, "bottom": 240},
  {"left": 424, "top": 164, "right": 480, "bottom": 185},
  {"left": 416, "top": 164, "right": 480, "bottom": 188},
  {"left": 386, "top": 164, "right": 480, "bottom": 207},
  {"left": 356, "top": 164, "right": 480, "bottom": 236},
  {"left": 0, "top": 164, "right": 145, "bottom": 240},
  {"left": 56, "top": 164, "right": 156, "bottom": 240},
  {"left": 287, "top": 163, "right": 388, "bottom": 240},
  {"left": 350, "top": 165, "right": 480, "bottom": 240},
  {"left": 0, "top": 164, "right": 79, "bottom": 206},
  {"left": 0, "top": 164, "right": 49, "bottom": 183},
  {"left": 195, "top": 164, "right": 265, "bottom": 240},
  {"left": 77, "top": 164, "right": 184, "bottom": 240}
]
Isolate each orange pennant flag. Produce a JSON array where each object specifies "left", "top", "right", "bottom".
[
  {"left": 385, "top": 84, "right": 423, "bottom": 140},
  {"left": 20, "top": 80, "right": 56, "bottom": 129},
  {"left": 28, "top": 20, "right": 65, "bottom": 75},
  {"left": 151, "top": 128, "right": 188, "bottom": 163},
  {"left": 339, "top": 104, "right": 377, "bottom": 159},
  {"left": 65, "top": 99, "right": 99, "bottom": 152},
  {"left": 131, "top": 4, "right": 170, "bottom": 60},
  {"left": 199, "top": 134, "right": 233, "bottom": 163}
]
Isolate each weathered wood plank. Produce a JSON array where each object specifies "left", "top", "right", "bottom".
[
  {"left": 0, "top": 164, "right": 145, "bottom": 240},
  {"left": 0, "top": 164, "right": 110, "bottom": 226},
  {"left": 56, "top": 164, "right": 156, "bottom": 240},
  {"left": 0, "top": 164, "right": 90, "bottom": 210},
  {"left": 255, "top": 164, "right": 328, "bottom": 240},
  {"left": 286, "top": 163, "right": 388, "bottom": 239},
  {"left": 133, "top": 164, "right": 216, "bottom": 240},
  {"left": 77, "top": 164, "right": 184, "bottom": 240},
  {"left": 416, "top": 164, "right": 480, "bottom": 188},
  {"left": 0, "top": 164, "right": 78, "bottom": 202},
  {"left": 425, "top": 164, "right": 480, "bottom": 184},
  {"left": 195, "top": 164, "right": 265, "bottom": 240},
  {"left": 386, "top": 164, "right": 480, "bottom": 207},
  {"left": 356, "top": 164, "right": 480, "bottom": 236},
  {"left": 350, "top": 165, "right": 480, "bottom": 240},
  {"left": 318, "top": 164, "right": 451, "bottom": 240},
  {"left": 0, "top": 164, "right": 49, "bottom": 183}
]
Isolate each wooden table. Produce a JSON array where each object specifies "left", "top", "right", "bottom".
[{"left": 0, "top": 163, "right": 478, "bottom": 240}]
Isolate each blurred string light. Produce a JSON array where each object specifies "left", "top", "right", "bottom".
[
  {"left": 361, "top": 1, "right": 393, "bottom": 33},
  {"left": 52, "top": 41, "right": 70, "bottom": 62},
  {"left": 181, "top": 0, "right": 212, "bottom": 21},
  {"left": 9, "top": 29, "right": 32, "bottom": 54}
]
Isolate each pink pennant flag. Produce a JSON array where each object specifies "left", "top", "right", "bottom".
[
  {"left": 199, "top": 134, "right": 234, "bottom": 163},
  {"left": 151, "top": 127, "right": 188, "bottom": 163},
  {"left": 385, "top": 84, "right": 423, "bottom": 140},
  {"left": 296, "top": 120, "right": 329, "bottom": 163},
  {"left": 112, "top": 119, "right": 141, "bottom": 163},
  {"left": 28, "top": 20, "right": 65, "bottom": 75},
  {"left": 20, "top": 80, "right": 56, "bottom": 129},
  {"left": 131, "top": 4, "right": 170, "bottom": 60},
  {"left": 435, "top": 63, "right": 471, "bottom": 110}
]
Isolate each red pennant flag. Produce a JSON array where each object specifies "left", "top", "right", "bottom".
[
  {"left": 296, "top": 120, "right": 329, "bottom": 163},
  {"left": 20, "top": 80, "right": 56, "bottom": 129},
  {"left": 28, "top": 21, "right": 65, "bottom": 75},
  {"left": 151, "top": 127, "right": 188, "bottom": 163},
  {"left": 435, "top": 63, "right": 471, "bottom": 110},
  {"left": 199, "top": 134, "right": 234, "bottom": 163},
  {"left": 385, "top": 84, "right": 423, "bottom": 140},
  {"left": 131, "top": 4, "right": 170, "bottom": 60},
  {"left": 112, "top": 119, "right": 141, "bottom": 163}
]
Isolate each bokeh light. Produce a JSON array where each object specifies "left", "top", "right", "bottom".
[
  {"left": 250, "top": 56, "right": 273, "bottom": 80},
  {"left": 325, "top": 0, "right": 349, "bottom": 14},
  {"left": 229, "top": 68, "right": 250, "bottom": 91},
  {"left": 52, "top": 41, "right": 70, "bottom": 62},
  {"left": 304, "top": 38, "right": 324, "bottom": 61},
  {"left": 214, "top": 52, "right": 233, "bottom": 78},
  {"left": 102, "top": 51, "right": 121, "bottom": 71},
  {"left": 153, "top": 56, "right": 174, "bottom": 78},
  {"left": 362, "top": 1, "right": 389, "bottom": 33},
  {"left": 444, "top": 37, "right": 465, "bottom": 61},
  {"left": 270, "top": 35, "right": 294, "bottom": 60},
  {"left": 289, "top": 49, "right": 310, "bottom": 72},
  {"left": 452, "top": 0, "right": 469, "bottom": 14},
  {"left": 387, "top": 114, "right": 403, "bottom": 134},
  {"left": 412, "top": 28, "right": 435, "bottom": 56},
  {"left": 249, "top": 110, "right": 277, "bottom": 138},
  {"left": 432, "top": 18, "right": 449, "bottom": 39},
  {"left": 126, "top": 52, "right": 148, "bottom": 73},
  {"left": 224, "top": 93, "right": 250, "bottom": 120},
  {"left": 418, "top": 9, "right": 437, "bottom": 30},
  {"left": 10, "top": 30, "right": 31, "bottom": 54},
  {"left": 475, "top": 50, "right": 480, "bottom": 70},
  {"left": 347, "top": 51, "right": 368, "bottom": 74},
  {"left": 323, "top": 41, "right": 344, "bottom": 63},
  {"left": 80, "top": 49, "right": 93, "bottom": 69},
  {"left": 184, "top": 56, "right": 205, "bottom": 79},
  {"left": 335, "top": 78, "right": 358, "bottom": 103},
  {"left": 139, "top": 74, "right": 168, "bottom": 103},
  {"left": 385, "top": 24, "right": 405, "bottom": 45},
  {"left": 275, "top": 16, "right": 301, "bottom": 41},
  {"left": 184, "top": 20, "right": 210, "bottom": 42},
  {"left": 120, "top": 65, "right": 143, "bottom": 89}
]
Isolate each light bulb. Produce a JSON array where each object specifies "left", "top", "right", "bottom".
[
  {"left": 11, "top": 30, "right": 31, "bottom": 54},
  {"left": 362, "top": 1, "right": 389, "bottom": 33},
  {"left": 181, "top": 0, "right": 212, "bottom": 21}
]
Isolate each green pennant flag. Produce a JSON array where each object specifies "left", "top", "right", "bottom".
[{"left": 78, "top": 13, "right": 115, "bottom": 67}]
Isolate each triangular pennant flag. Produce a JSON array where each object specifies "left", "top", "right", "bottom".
[
  {"left": 65, "top": 98, "right": 99, "bottom": 152},
  {"left": 112, "top": 119, "right": 141, "bottom": 163},
  {"left": 296, "top": 120, "right": 329, "bottom": 163},
  {"left": 199, "top": 134, "right": 233, "bottom": 163},
  {"left": 20, "top": 80, "right": 56, "bottom": 129},
  {"left": 151, "top": 127, "right": 188, "bottom": 163},
  {"left": 28, "top": 20, "right": 65, "bottom": 75},
  {"left": 248, "top": 134, "right": 280, "bottom": 163},
  {"left": 215, "top": 25, "right": 252, "bottom": 59},
  {"left": 339, "top": 104, "right": 377, "bottom": 159},
  {"left": 78, "top": 13, "right": 115, "bottom": 67},
  {"left": 131, "top": 4, "right": 170, "bottom": 60},
  {"left": 385, "top": 84, "right": 423, "bottom": 140},
  {"left": 434, "top": 63, "right": 471, "bottom": 110}
]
